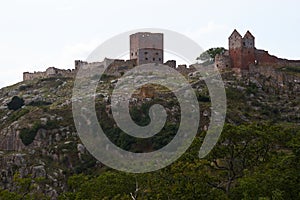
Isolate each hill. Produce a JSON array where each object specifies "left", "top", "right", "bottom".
[{"left": 0, "top": 67, "right": 299, "bottom": 199}]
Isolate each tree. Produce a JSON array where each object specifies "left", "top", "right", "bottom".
[
  {"left": 7, "top": 96, "right": 25, "bottom": 111},
  {"left": 63, "top": 172, "right": 136, "bottom": 199},
  {"left": 197, "top": 47, "right": 226, "bottom": 62},
  {"left": 206, "top": 124, "right": 276, "bottom": 194}
]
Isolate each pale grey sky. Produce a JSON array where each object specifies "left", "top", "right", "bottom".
[{"left": 0, "top": 0, "right": 299, "bottom": 88}]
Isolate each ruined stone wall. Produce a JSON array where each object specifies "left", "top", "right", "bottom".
[
  {"left": 23, "top": 59, "right": 138, "bottom": 81},
  {"left": 23, "top": 71, "right": 47, "bottom": 81},
  {"left": 255, "top": 50, "right": 280, "bottom": 66},
  {"left": 280, "top": 59, "right": 300, "bottom": 67},
  {"left": 176, "top": 64, "right": 196, "bottom": 75},
  {"left": 105, "top": 59, "right": 137, "bottom": 76},
  {"left": 254, "top": 49, "right": 300, "bottom": 67},
  {"left": 215, "top": 52, "right": 231, "bottom": 69},
  {"left": 46, "top": 67, "right": 75, "bottom": 78},
  {"left": 23, "top": 67, "right": 76, "bottom": 81},
  {"left": 164, "top": 60, "right": 176, "bottom": 68}
]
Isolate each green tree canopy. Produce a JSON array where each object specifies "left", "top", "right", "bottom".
[
  {"left": 7, "top": 96, "right": 24, "bottom": 111},
  {"left": 197, "top": 47, "right": 226, "bottom": 61}
]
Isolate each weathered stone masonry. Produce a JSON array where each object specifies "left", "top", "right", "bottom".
[
  {"left": 23, "top": 67, "right": 76, "bottom": 81},
  {"left": 130, "top": 32, "right": 163, "bottom": 65},
  {"left": 23, "top": 30, "right": 300, "bottom": 81},
  {"left": 216, "top": 29, "right": 300, "bottom": 71},
  {"left": 23, "top": 32, "right": 195, "bottom": 81}
]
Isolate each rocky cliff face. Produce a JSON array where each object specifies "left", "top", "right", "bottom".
[
  {"left": 0, "top": 78, "right": 87, "bottom": 198},
  {"left": 0, "top": 66, "right": 299, "bottom": 198},
  {"left": 248, "top": 65, "right": 300, "bottom": 94}
]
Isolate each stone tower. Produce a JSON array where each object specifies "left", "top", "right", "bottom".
[
  {"left": 229, "top": 29, "right": 243, "bottom": 69},
  {"left": 241, "top": 31, "right": 255, "bottom": 69},
  {"left": 130, "top": 32, "right": 163, "bottom": 65},
  {"left": 229, "top": 29, "right": 256, "bottom": 70}
]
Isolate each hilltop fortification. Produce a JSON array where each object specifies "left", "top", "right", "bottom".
[
  {"left": 215, "top": 29, "right": 300, "bottom": 71},
  {"left": 23, "top": 30, "right": 300, "bottom": 81}
]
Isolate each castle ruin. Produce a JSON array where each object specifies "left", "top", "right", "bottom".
[
  {"left": 23, "top": 67, "right": 76, "bottom": 81},
  {"left": 215, "top": 29, "right": 300, "bottom": 71},
  {"left": 23, "top": 32, "right": 194, "bottom": 81},
  {"left": 23, "top": 30, "right": 300, "bottom": 81}
]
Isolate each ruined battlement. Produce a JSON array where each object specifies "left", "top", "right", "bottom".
[
  {"left": 23, "top": 59, "right": 138, "bottom": 81},
  {"left": 23, "top": 57, "right": 194, "bottom": 81},
  {"left": 23, "top": 67, "right": 76, "bottom": 81},
  {"left": 23, "top": 30, "right": 300, "bottom": 82}
]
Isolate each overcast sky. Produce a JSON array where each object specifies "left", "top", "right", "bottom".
[{"left": 0, "top": 0, "right": 299, "bottom": 88}]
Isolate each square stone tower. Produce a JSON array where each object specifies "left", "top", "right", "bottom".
[{"left": 130, "top": 32, "right": 164, "bottom": 65}]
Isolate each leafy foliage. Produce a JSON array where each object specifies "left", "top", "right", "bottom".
[
  {"left": 1, "top": 67, "right": 300, "bottom": 199},
  {"left": 27, "top": 100, "right": 52, "bottom": 106},
  {"left": 197, "top": 47, "right": 226, "bottom": 61},
  {"left": 7, "top": 108, "right": 30, "bottom": 123},
  {"left": 19, "top": 122, "right": 42, "bottom": 146},
  {"left": 280, "top": 66, "right": 300, "bottom": 73},
  {"left": 7, "top": 96, "right": 25, "bottom": 111},
  {"left": 54, "top": 124, "right": 300, "bottom": 199}
]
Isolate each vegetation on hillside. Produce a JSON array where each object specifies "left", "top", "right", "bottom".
[
  {"left": 196, "top": 47, "right": 226, "bottom": 61},
  {"left": 0, "top": 66, "right": 299, "bottom": 199}
]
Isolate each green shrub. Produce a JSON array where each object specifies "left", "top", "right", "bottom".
[
  {"left": 281, "top": 66, "right": 300, "bottom": 73},
  {"left": 19, "top": 122, "right": 42, "bottom": 146},
  {"left": 18, "top": 84, "right": 32, "bottom": 91},
  {"left": 9, "top": 108, "right": 29, "bottom": 122},
  {"left": 7, "top": 96, "right": 24, "bottom": 111},
  {"left": 28, "top": 101, "right": 52, "bottom": 106},
  {"left": 246, "top": 83, "right": 258, "bottom": 95},
  {"left": 197, "top": 95, "right": 210, "bottom": 102}
]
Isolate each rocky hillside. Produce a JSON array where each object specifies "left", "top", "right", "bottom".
[{"left": 0, "top": 66, "right": 299, "bottom": 199}]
